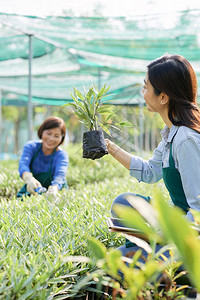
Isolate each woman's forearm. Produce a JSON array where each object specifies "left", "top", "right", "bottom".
[{"left": 105, "top": 139, "right": 132, "bottom": 169}]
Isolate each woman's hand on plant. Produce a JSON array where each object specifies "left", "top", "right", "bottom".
[{"left": 22, "top": 172, "right": 41, "bottom": 194}]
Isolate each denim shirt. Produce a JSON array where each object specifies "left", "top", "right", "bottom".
[{"left": 130, "top": 125, "right": 200, "bottom": 212}]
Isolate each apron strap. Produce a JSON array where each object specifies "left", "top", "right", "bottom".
[
  {"left": 30, "top": 143, "right": 42, "bottom": 171},
  {"left": 169, "top": 142, "right": 175, "bottom": 168}
]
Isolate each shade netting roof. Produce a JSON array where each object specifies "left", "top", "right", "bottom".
[{"left": 0, "top": 10, "right": 200, "bottom": 105}]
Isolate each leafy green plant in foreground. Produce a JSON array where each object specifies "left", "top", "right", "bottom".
[{"left": 70, "top": 191, "right": 200, "bottom": 299}]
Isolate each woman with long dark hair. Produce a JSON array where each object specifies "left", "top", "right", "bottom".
[{"left": 105, "top": 54, "right": 200, "bottom": 255}]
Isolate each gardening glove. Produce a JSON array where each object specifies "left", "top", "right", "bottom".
[
  {"left": 46, "top": 185, "right": 59, "bottom": 197},
  {"left": 22, "top": 171, "right": 41, "bottom": 195}
]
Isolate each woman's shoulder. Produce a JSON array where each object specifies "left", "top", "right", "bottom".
[
  {"left": 24, "top": 140, "right": 42, "bottom": 150},
  {"left": 177, "top": 125, "right": 200, "bottom": 138},
  {"left": 174, "top": 126, "right": 200, "bottom": 147}
]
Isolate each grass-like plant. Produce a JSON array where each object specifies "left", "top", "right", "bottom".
[
  {"left": 67, "top": 192, "right": 200, "bottom": 299},
  {"left": 1, "top": 155, "right": 200, "bottom": 298},
  {"left": 64, "top": 84, "right": 129, "bottom": 135}
]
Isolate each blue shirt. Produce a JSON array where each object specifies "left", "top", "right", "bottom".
[
  {"left": 130, "top": 125, "right": 200, "bottom": 212},
  {"left": 19, "top": 140, "right": 69, "bottom": 190}
]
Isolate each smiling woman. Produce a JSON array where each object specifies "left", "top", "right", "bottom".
[
  {"left": 41, "top": 128, "right": 63, "bottom": 155},
  {"left": 38, "top": 117, "right": 66, "bottom": 155},
  {"left": 16, "top": 116, "right": 69, "bottom": 199}
]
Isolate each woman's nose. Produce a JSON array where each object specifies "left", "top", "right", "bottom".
[{"left": 49, "top": 135, "right": 55, "bottom": 140}]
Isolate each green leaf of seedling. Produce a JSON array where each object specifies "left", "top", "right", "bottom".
[
  {"left": 86, "top": 86, "right": 94, "bottom": 102},
  {"left": 70, "top": 92, "right": 77, "bottom": 102},
  {"left": 62, "top": 102, "right": 75, "bottom": 107},
  {"left": 74, "top": 101, "right": 86, "bottom": 113},
  {"left": 83, "top": 100, "right": 92, "bottom": 118},
  {"left": 74, "top": 87, "right": 84, "bottom": 100},
  {"left": 97, "top": 84, "right": 111, "bottom": 99},
  {"left": 103, "top": 85, "right": 111, "bottom": 95},
  {"left": 118, "top": 121, "right": 133, "bottom": 127},
  {"left": 87, "top": 237, "right": 107, "bottom": 260},
  {"left": 96, "top": 85, "right": 106, "bottom": 99},
  {"left": 70, "top": 91, "right": 87, "bottom": 113},
  {"left": 96, "top": 107, "right": 114, "bottom": 114},
  {"left": 73, "top": 88, "right": 78, "bottom": 100},
  {"left": 98, "top": 123, "right": 111, "bottom": 136},
  {"left": 92, "top": 84, "right": 98, "bottom": 95},
  {"left": 103, "top": 104, "right": 114, "bottom": 110},
  {"left": 74, "top": 111, "right": 87, "bottom": 122},
  {"left": 74, "top": 107, "right": 91, "bottom": 121},
  {"left": 108, "top": 124, "right": 122, "bottom": 132},
  {"left": 104, "top": 114, "right": 115, "bottom": 123}
]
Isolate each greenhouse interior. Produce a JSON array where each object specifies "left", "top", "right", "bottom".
[
  {"left": 1, "top": 10, "right": 200, "bottom": 155},
  {"left": 1, "top": 7, "right": 200, "bottom": 299}
]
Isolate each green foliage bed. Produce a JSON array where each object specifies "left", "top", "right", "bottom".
[{"left": 0, "top": 144, "right": 174, "bottom": 299}]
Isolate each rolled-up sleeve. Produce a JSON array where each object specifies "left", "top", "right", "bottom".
[{"left": 129, "top": 141, "right": 163, "bottom": 183}]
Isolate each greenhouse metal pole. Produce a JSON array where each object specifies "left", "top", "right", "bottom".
[{"left": 28, "top": 34, "right": 33, "bottom": 140}]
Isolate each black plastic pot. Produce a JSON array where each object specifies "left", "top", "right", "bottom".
[{"left": 82, "top": 130, "right": 108, "bottom": 160}]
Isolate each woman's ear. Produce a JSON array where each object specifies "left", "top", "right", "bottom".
[{"left": 160, "top": 93, "right": 169, "bottom": 105}]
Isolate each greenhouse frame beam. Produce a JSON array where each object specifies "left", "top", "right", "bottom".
[{"left": 0, "top": 19, "right": 64, "bottom": 48}]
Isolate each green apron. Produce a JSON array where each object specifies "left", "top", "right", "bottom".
[
  {"left": 126, "top": 139, "right": 189, "bottom": 248},
  {"left": 162, "top": 141, "right": 189, "bottom": 213},
  {"left": 17, "top": 144, "right": 61, "bottom": 198}
]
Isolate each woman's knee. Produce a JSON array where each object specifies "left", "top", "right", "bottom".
[
  {"left": 111, "top": 193, "right": 136, "bottom": 217},
  {"left": 111, "top": 193, "right": 150, "bottom": 217}
]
